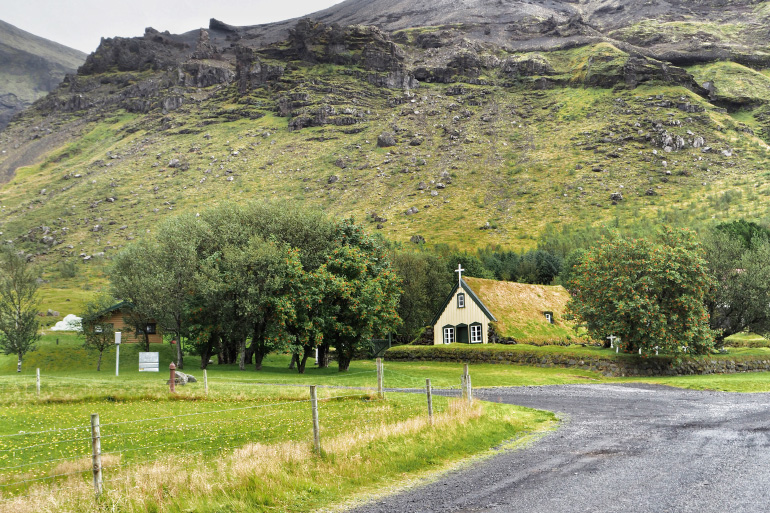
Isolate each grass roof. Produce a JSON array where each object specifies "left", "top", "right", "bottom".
[{"left": 463, "top": 277, "right": 586, "bottom": 345}]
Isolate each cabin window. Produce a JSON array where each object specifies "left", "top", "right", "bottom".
[
  {"left": 470, "top": 324, "right": 483, "bottom": 344},
  {"left": 457, "top": 293, "right": 465, "bottom": 308},
  {"left": 144, "top": 323, "right": 157, "bottom": 334},
  {"left": 443, "top": 326, "right": 455, "bottom": 344}
]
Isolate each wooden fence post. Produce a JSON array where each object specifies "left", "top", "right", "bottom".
[
  {"left": 36, "top": 368, "right": 40, "bottom": 396},
  {"left": 90, "top": 413, "right": 103, "bottom": 497},
  {"left": 466, "top": 372, "right": 473, "bottom": 406},
  {"left": 461, "top": 363, "right": 469, "bottom": 401},
  {"left": 426, "top": 378, "right": 434, "bottom": 426},
  {"left": 310, "top": 386, "right": 321, "bottom": 454},
  {"left": 376, "top": 358, "right": 384, "bottom": 399}
]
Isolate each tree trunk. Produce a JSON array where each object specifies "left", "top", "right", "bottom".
[
  {"left": 252, "top": 324, "right": 266, "bottom": 370},
  {"left": 238, "top": 337, "right": 247, "bottom": 371},
  {"left": 245, "top": 340, "right": 255, "bottom": 365},
  {"left": 143, "top": 331, "right": 150, "bottom": 352},
  {"left": 200, "top": 332, "right": 217, "bottom": 369},
  {"left": 297, "top": 345, "right": 314, "bottom": 374},
  {"left": 97, "top": 350, "right": 103, "bottom": 371},
  {"left": 318, "top": 342, "right": 330, "bottom": 368},
  {"left": 288, "top": 353, "right": 299, "bottom": 370},
  {"left": 254, "top": 351, "right": 265, "bottom": 371},
  {"left": 175, "top": 332, "right": 184, "bottom": 370},
  {"left": 338, "top": 348, "right": 353, "bottom": 372},
  {"left": 17, "top": 353, "right": 22, "bottom": 373}
]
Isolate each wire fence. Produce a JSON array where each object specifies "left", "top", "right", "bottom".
[{"left": 0, "top": 359, "right": 474, "bottom": 504}]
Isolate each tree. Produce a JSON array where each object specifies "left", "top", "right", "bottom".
[
  {"left": 0, "top": 248, "right": 41, "bottom": 372},
  {"left": 109, "top": 242, "right": 160, "bottom": 352},
  {"left": 447, "top": 253, "right": 495, "bottom": 280},
  {"left": 703, "top": 228, "right": 770, "bottom": 345},
  {"left": 567, "top": 229, "right": 714, "bottom": 355},
  {"left": 391, "top": 250, "right": 453, "bottom": 342},
  {"left": 231, "top": 238, "right": 307, "bottom": 371},
  {"left": 320, "top": 233, "right": 402, "bottom": 371},
  {"left": 79, "top": 293, "right": 117, "bottom": 371},
  {"left": 149, "top": 215, "right": 200, "bottom": 369},
  {"left": 715, "top": 220, "right": 770, "bottom": 249}
]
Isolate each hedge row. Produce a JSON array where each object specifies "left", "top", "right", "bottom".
[{"left": 385, "top": 344, "right": 770, "bottom": 377}]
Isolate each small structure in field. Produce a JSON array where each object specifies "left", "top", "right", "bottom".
[
  {"left": 431, "top": 266, "right": 497, "bottom": 345},
  {"left": 96, "top": 301, "right": 162, "bottom": 344},
  {"left": 431, "top": 271, "right": 584, "bottom": 345}
]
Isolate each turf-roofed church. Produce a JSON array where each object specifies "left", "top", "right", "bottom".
[{"left": 431, "top": 265, "right": 497, "bottom": 345}]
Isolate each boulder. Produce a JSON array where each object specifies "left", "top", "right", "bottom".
[{"left": 377, "top": 132, "right": 396, "bottom": 147}]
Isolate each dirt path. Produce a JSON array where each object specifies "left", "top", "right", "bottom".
[{"left": 347, "top": 383, "right": 770, "bottom": 512}]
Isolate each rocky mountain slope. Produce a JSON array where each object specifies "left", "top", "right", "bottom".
[
  {"left": 0, "top": 0, "right": 769, "bottom": 308},
  {"left": 0, "top": 20, "right": 86, "bottom": 130}
]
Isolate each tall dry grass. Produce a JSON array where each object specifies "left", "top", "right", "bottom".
[{"left": 0, "top": 400, "right": 484, "bottom": 513}]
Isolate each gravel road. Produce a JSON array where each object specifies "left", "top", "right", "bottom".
[{"left": 346, "top": 383, "right": 770, "bottom": 513}]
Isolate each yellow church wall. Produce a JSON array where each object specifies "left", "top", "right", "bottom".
[{"left": 432, "top": 287, "right": 490, "bottom": 345}]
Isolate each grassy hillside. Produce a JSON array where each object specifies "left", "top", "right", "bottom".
[{"left": 0, "top": 19, "right": 770, "bottom": 313}]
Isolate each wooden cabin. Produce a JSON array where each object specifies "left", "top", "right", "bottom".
[{"left": 97, "top": 301, "right": 163, "bottom": 344}]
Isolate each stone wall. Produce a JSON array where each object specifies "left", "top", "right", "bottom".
[{"left": 385, "top": 345, "right": 770, "bottom": 377}]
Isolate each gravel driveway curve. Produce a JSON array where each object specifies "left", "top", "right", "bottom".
[{"left": 346, "top": 383, "right": 770, "bottom": 513}]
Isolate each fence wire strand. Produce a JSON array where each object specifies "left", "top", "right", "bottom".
[{"left": 0, "top": 366, "right": 465, "bottom": 502}]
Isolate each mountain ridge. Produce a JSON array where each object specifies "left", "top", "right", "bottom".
[
  {"left": 0, "top": 0, "right": 769, "bottom": 303},
  {"left": 0, "top": 20, "right": 87, "bottom": 130}
]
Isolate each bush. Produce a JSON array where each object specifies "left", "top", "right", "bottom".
[{"left": 58, "top": 259, "right": 78, "bottom": 279}]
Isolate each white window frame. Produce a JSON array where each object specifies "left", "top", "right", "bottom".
[
  {"left": 470, "top": 324, "right": 483, "bottom": 344},
  {"left": 457, "top": 293, "right": 465, "bottom": 308},
  {"left": 443, "top": 327, "right": 455, "bottom": 344}
]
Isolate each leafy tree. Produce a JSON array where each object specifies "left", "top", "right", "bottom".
[
  {"left": 703, "top": 228, "right": 770, "bottom": 345},
  {"left": 567, "top": 229, "right": 714, "bottom": 355},
  {"left": 558, "top": 248, "right": 587, "bottom": 287},
  {"left": 79, "top": 293, "right": 117, "bottom": 371},
  {"left": 477, "top": 246, "right": 520, "bottom": 281},
  {"left": 715, "top": 219, "right": 770, "bottom": 249},
  {"left": 516, "top": 250, "right": 562, "bottom": 285},
  {"left": 447, "top": 253, "right": 494, "bottom": 280},
  {"left": 391, "top": 251, "right": 453, "bottom": 342},
  {"left": 109, "top": 242, "right": 160, "bottom": 352},
  {"left": 0, "top": 248, "right": 41, "bottom": 372},
  {"left": 320, "top": 242, "right": 402, "bottom": 371},
  {"left": 230, "top": 238, "right": 308, "bottom": 371},
  {"left": 149, "top": 215, "right": 200, "bottom": 369},
  {"left": 109, "top": 202, "right": 402, "bottom": 373}
]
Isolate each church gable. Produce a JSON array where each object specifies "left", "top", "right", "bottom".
[{"left": 432, "top": 274, "right": 496, "bottom": 345}]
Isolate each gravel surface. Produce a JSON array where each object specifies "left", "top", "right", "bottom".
[{"left": 346, "top": 383, "right": 770, "bottom": 512}]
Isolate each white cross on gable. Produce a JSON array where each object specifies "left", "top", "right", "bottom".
[{"left": 455, "top": 264, "right": 465, "bottom": 286}]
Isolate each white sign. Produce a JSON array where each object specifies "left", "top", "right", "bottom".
[
  {"left": 139, "top": 352, "right": 160, "bottom": 372},
  {"left": 115, "top": 332, "right": 122, "bottom": 377}
]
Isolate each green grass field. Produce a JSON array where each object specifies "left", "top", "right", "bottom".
[
  {"left": 0, "top": 335, "right": 560, "bottom": 513},
  {"left": 5, "top": 334, "right": 770, "bottom": 511}
]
